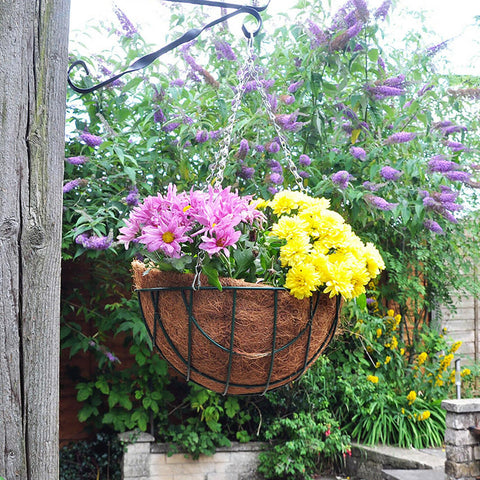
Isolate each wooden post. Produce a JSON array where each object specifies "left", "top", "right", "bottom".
[{"left": 0, "top": 1, "right": 70, "bottom": 478}]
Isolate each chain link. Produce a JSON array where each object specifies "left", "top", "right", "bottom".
[
  {"left": 206, "top": 36, "right": 256, "bottom": 189},
  {"left": 250, "top": 59, "right": 305, "bottom": 191}
]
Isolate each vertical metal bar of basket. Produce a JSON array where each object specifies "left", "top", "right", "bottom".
[
  {"left": 151, "top": 290, "right": 159, "bottom": 353},
  {"left": 261, "top": 288, "right": 279, "bottom": 395},
  {"left": 301, "top": 293, "right": 319, "bottom": 374},
  {"left": 184, "top": 289, "right": 194, "bottom": 383},
  {"left": 223, "top": 288, "right": 238, "bottom": 395}
]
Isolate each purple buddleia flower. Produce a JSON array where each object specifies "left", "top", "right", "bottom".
[
  {"left": 433, "top": 120, "right": 453, "bottom": 129},
  {"left": 269, "top": 172, "right": 284, "bottom": 185},
  {"left": 424, "top": 219, "right": 444, "bottom": 234},
  {"left": 384, "top": 132, "right": 417, "bottom": 144},
  {"left": 350, "top": 146, "right": 367, "bottom": 160},
  {"left": 237, "top": 139, "right": 250, "bottom": 160},
  {"left": 105, "top": 351, "right": 120, "bottom": 363},
  {"left": 443, "top": 171, "right": 471, "bottom": 182},
  {"left": 63, "top": 178, "right": 81, "bottom": 193},
  {"left": 275, "top": 112, "right": 305, "bottom": 132},
  {"left": 243, "top": 80, "right": 258, "bottom": 93},
  {"left": 268, "top": 160, "right": 283, "bottom": 174},
  {"left": 332, "top": 170, "right": 353, "bottom": 190},
  {"left": 254, "top": 144, "right": 265, "bottom": 153},
  {"left": 377, "top": 56, "right": 386, "bottom": 71},
  {"left": 183, "top": 116, "right": 194, "bottom": 126},
  {"left": 365, "top": 194, "right": 398, "bottom": 211},
  {"left": 427, "top": 39, "right": 450, "bottom": 57},
  {"left": 263, "top": 79, "right": 275, "bottom": 90},
  {"left": 380, "top": 166, "right": 403, "bottom": 181},
  {"left": 114, "top": 6, "right": 137, "bottom": 37},
  {"left": 214, "top": 40, "right": 237, "bottom": 61},
  {"left": 342, "top": 122, "right": 354, "bottom": 134},
  {"left": 195, "top": 130, "right": 209, "bottom": 143},
  {"left": 170, "top": 78, "right": 185, "bottom": 87},
  {"left": 346, "top": 22, "right": 362, "bottom": 40},
  {"left": 66, "top": 156, "right": 88, "bottom": 165},
  {"left": 299, "top": 170, "right": 310, "bottom": 178},
  {"left": 267, "top": 94, "right": 278, "bottom": 112},
  {"left": 352, "top": 0, "right": 369, "bottom": 22},
  {"left": 125, "top": 187, "right": 139, "bottom": 207},
  {"left": 76, "top": 232, "right": 113, "bottom": 250},
  {"left": 299, "top": 154, "right": 312, "bottom": 166},
  {"left": 442, "top": 125, "right": 467, "bottom": 135},
  {"left": 447, "top": 141, "right": 467, "bottom": 152},
  {"left": 368, "top": 85, "right": 405, "bottom": 98},
  {"left": 288, "top": 80, "right": 304, "bottom": 93},
  {"left": 80, "top": 132, "right": 103, "bottom": 147},
  {"left": 268, "top": 186, "right": 279, "bottom": 195},
  {"left": 281, "top": 95, "right": 295, "bottom": 105},
  {"left": 162, "top": 122, "right": 180, "bottom": 133},
  {"left": 428, "top": 156, "right": 459, "bottom": 173},
  {"left": 417, "top": 84, "right": 433, "bottom": 96},
  {"left": 307, "top": 19, "right": 328, "bottom": 49},
  {"left": 443, "top": 211, "right": 459, "bottom": 224},
  {"left": 154, "top": 108, "right": 166, "bottom": 124},
  {"left": 266, "top": 141, "right": 280, "bottom": 154},
  {"left": 374, "top": 0, "right": 391, "bottom": 21},
  {"left": 383, "top": 74, "right": 406, "bottom": 87},
  {"left": 209, "top": 129, "right": 222, "bottom": 140},
  {"left": 239, "top": 166, "right": 255, "bottom": 179}
]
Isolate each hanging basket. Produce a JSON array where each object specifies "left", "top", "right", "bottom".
[{"left": 132, "top": 260, "right": 341, "bottom": 395}]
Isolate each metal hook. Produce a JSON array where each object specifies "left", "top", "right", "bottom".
[{"left": 68, "top": 0, "right": 270, "bottom": 94}]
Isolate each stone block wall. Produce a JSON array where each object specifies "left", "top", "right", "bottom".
[
  {"left": 119, "top": 432, "right": 265, "bottom": 480},
  {"left": 442, "top": 398, "right": 480, "bottom": 480}
]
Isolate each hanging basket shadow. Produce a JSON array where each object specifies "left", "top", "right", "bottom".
[{"left": 132, "top": 260, "right": 341, "bottom": 395}]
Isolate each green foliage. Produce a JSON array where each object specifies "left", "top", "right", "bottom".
[
  {"left": 59, "top": 432, "right": 123, "bottom": 480},
  {"left": 62, "top": 1, "right": 480, "bottom": 476},
  {"left": 325, "top": 303, "right": 471, "bottom": 448}
]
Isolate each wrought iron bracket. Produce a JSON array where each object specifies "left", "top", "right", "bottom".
[{"left": 68, "top": 0, "right": 270, "bottom": 95}]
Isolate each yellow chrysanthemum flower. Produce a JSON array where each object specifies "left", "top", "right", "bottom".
[
  {"left": 279, "top": 236, "right": 311, "bottom": 267},
  {"left": 367, "top": 375, "right": 379, "bottom": 384},
  {"left": 407, "top": 390, "right": 417, "bottom": 405},
  {"left": 284, "top": 263, "right": 321, "bottom": 300},
  {"left": 322, "top": 262, "right": 354, "bottom": 299},
  {"left": 271, "top": 216, "right": 310, "bottom": 241}
]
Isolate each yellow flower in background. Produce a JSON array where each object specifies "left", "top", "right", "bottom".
[
  {"left": 439, "top": 354, "right": 454, "bottom": 373},
  {"left": 417, "top": 352, "right": 428, "bottom": 365},
  {"left": 449, "top": 341, "right": 462, "bottom": 353},
  {"left": 417, "top": 411, "right": 431, "bottom": 421},
  {"left": 387, "top": 309, "right": 395, "bottom": 317},
  {"left": 461, "top": 368, "right": 471, "bottom": 377},
  {"left": 391, "top": 336, "right": 398, "bottom": 350},
  {"left": 401, "top": 408, "right": 405, "bottom": 414},
  {"left": 407, "top": 390, "right": 417, "bottom": 405},
  {"left": 400, "top": 348, "right": 405, "bottom": 356},
  {"left": 375, "top": 362, "right": 381, "bottom": 368},
  {"left": 435, "top": 376, "right": 444, "bottom": 387},
  {"left": 394, "top": 314, "right": 402, "bottom": 324},
  {"left": 376, "top": 328, "right": 382, "bottom": 338},
  {"left": 385, "top": 356, "right": 391, "bottom": 365},
  {"left": 367, "top": 375, "right": 379, "bottom": 383},
  {"left": 449, "top": 371, "right": 456, "bottom": 384}
]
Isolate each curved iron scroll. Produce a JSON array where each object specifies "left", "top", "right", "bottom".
[{"left": 68, "top": 0, "right": 270, "bottom": 95}]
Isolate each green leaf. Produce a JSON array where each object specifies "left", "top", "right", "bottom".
[{"left": 202, "top": 264, "right": 222, "bottom": 291}]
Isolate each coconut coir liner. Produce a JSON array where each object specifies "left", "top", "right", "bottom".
[{"left": 132, "top": 260, "right": 339, "bottom": 395}]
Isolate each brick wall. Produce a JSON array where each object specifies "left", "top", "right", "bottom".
[{"left": 119, "top": 432, "right": 265, "bottom": 480}]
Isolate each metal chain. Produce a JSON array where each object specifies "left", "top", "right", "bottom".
[
  {"left": 250, "top": 56, "right": 305, "bottom": 191},
  {"left": 206, "top": 37, "right": 257, "bottom": 189}
]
